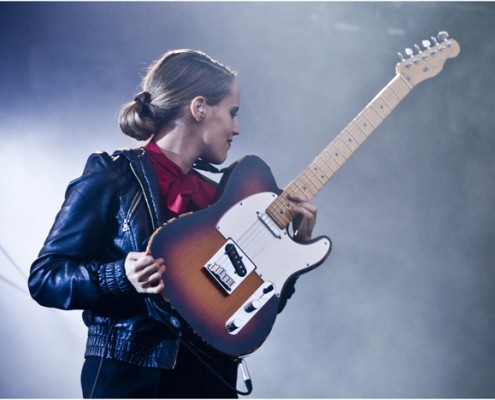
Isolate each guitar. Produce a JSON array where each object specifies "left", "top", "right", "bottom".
[{"left": 148, "top": 32, "right": 460, "bottom": 357}]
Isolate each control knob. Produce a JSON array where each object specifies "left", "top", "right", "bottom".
[
  {"left": 226, "top": 318, "right": 243, "bottom": 332},
  {"left": 244, "top": 299, "right": 261, "bottom": 313}
]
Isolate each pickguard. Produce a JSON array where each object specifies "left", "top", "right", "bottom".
[{"left": 217, "top": 192, "right": 331, "bottom": 296}]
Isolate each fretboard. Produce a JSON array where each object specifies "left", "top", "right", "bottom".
[{"left": 266, "top": 73, "right": 413, "bottom": 229}]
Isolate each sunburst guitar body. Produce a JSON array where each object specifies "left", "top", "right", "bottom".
[
  {"left": 148, "top": 32, "right": 460, "bottom": 357},
  {"left": 148, "top": 155, "right": 331, "bottom": 356}
]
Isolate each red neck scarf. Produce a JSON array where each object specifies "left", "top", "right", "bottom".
[{"left": 143, "top": 142, "right": 218, "bottom": 216}]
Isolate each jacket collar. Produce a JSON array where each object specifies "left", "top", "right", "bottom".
[{"left": 113, "top": 147, "right": 167, "bottom": 229}]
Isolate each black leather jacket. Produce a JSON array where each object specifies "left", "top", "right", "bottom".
[{"left": 28, "top": 148, "right": 187, "bottom": 369}]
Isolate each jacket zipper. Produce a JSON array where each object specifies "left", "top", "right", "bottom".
[
  {"left": 129, "top": 162, "right": 157, "bottom": 230},
  {"left": 122, "top": 191, "right": 143, "bottom": 232}
]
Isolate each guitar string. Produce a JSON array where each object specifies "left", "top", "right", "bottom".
[
  {"left": 212, "top": 217, "right": 256, "bottom": 266},
  {"left": 214, "top": 214, "right": 273, "bottom": 275},
  {"left": 214, "top": 217, "right": 266, "bottom": 268},
  {"left": 236, "top": 217, "right": 273, "bottom": 259}
]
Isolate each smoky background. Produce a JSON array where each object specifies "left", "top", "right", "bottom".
[{"left": 1, "top": 2, "right": 494, "bottom": 398}]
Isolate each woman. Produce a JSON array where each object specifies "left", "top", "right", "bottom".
[{"left": 28, "top": 49, "right": 317, "bottom": 398}]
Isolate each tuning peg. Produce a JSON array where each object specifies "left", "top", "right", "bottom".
[
  {"left": 398, "top": 51, "right": 412, "bottom": 68},
  {"left": 414, "top": 44, "right": 421, "bottom": 53},
  {"left": 437, "top": 31, "right": 449, "bottom": 42},
  {"left": 431, "top": 36, "right": 439, "bottom": 45},
  {"left": 404, "top": 47, "right": 420, "bottom": 64},
  {"left": 422, "top": 39, "right": 431, "bottom": 49}
]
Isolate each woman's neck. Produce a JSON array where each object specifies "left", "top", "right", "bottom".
[{"left": 152, "top": 121, "right": 199, "bottom": 174}]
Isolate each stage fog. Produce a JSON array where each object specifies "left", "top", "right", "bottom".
[{"left": 1, "top": 2, "right": 494, "bottom": 397}]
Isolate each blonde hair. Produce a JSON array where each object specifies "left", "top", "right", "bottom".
[{"left": 119, "top": 49, "right": 236, "bottom": 141}]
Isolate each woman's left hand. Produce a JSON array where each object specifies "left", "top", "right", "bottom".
[{"left": 288, "top": 192, "right": 317, "bottom": 242}]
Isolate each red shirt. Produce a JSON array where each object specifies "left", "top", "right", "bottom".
[{"left": 143, "top": 142, "right": 218, "bottom": 217}]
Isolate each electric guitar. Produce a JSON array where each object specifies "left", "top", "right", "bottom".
[{"left": 148, "top": 32, "right": 460, "bottom": 357}]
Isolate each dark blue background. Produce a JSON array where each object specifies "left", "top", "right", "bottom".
[{"left": 1, "top": 2, "right": 494, "bottom": 397}]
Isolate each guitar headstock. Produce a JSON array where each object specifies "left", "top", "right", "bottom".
[{"left": 396, "top": 31, "right": 460, "bottom": 87}]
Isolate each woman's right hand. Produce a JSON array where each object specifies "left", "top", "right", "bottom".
[{"left": 125, "top": 251, "right": 166, "bottom": 294}]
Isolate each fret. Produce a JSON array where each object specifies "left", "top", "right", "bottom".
[
  {"left": 327, "top": 145, "right": 346, "bottom": 166},
  {"left": 269, "top": 199, "right": 286, "bottom": 218},
  {"left": 388, "top": 84, "right": 403, "bottom": 101},
  {"left": 323, "top": 149, "right": 343, "bottom": 170},
  {"left": 370, "top": 102, "right": 386, "bottom": 119},
  {"left": 270, "top": 194, "right": 293, "bottom": 221},
  {"left": 321, "top": 149, "right": 340, "bottom": 174},
  {"left": 293, "top": 176, "right": 317, "bottom": 196},
  {"left": 356, "top": 121, "right": 369, "bottom": 137},
  {"left": 379, "top": 94, "right": 393, "bottom": 110},
  {"left": 268, "top": 205, "right": 291, "bottom": 227},
  {"left": 344, "top": 126, "right": 366, "bottom": 144},
  {"left": 299, "top": 172, "right": 320, "bottom": 193},
  {"left": 307, "top": 164, "right": 328, "bottom": 186},
  {"left": 384, "top": 81, "right": 409, "bottom": 114},
  {"left": 287, "top": 179, "right": 306, "bottom": 197},
  {"left": 274, "top": 192, "right": 288, "bottom": 208},
  {"left": 395, "top": 77, "right": 413, "bottom": 97},
  {"left": 306, "top": 166, "right": 326, "bottom": 186},
  {"left": 267, "top": 73, "right": 414, "bottom": 229},
  {"left": 372, "top": 94, "right": 394, "bottom": 117},
  {"left": 352, "top": 115, "right": 374, "bottom": 137},
  {"left": 313, "top": 156, "right": 334, "bottom": 180},
  {"left": 362, "top": 113, "right": 377, "bottom": 129},
  {"left": 333, "top": 136, "right": 353, "bottom": 158},
  {"left": 362, "top": 107, "right": 383, "bottom": 129},
  {"left": 317, "top": 154, "right": 338, "bottom": 175},
  {"left": 339, "top": 130, "right": 360, "bottom": 151}
]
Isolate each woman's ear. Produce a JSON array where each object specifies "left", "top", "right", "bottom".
[{"left": 190, "top": 96, "right": 207, "bottom": 122}]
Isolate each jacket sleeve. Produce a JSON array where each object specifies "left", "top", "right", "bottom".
[{"left": 28, "top": 152, "right": 138, "bottom": 312}]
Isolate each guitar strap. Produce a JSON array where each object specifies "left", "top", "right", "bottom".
[{"left": 193, "top": 158, "right": 229, "bottom": 174}]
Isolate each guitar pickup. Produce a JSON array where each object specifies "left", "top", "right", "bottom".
[
  {"left": 225, "top": 243, "right": 247, "bottom": 276},
  {"left": 204, "top": 239, "right": 256, "bottom": 294}
]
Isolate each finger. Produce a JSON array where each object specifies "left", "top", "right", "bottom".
[
  {"left": 126, "top": 253, "right": 154, "bottom": 275},
  {"left": 293, "top": 203, "right": 317, "bottom": 216},
  {"left": 134, "top": 255, "right": 157, "bottom": 272},
  {"left": 146, "top": 268, "right": 165, "bottom": 285},
  {"left": 135, "top": 261, "right": 163, "bottom": 283},
  {"left": 287, "top": 193, "right": 316, "bottom": 212},
  {"left": 293, "top": 205, "right": 317, "bottom": 227},
  {"left": 292, "top": 205, "right": 317, "bottom": 242},
  {"left": 144, "top": 279, "right": 165, "bottom": 294},
  {"left": 143, "top": 274, "right": 165, "bottom": 290},
  {"left": 126, "top": 251, "right": 142, "bottom": 262},
  {"left": 287, "top": 192, "right": 306, "bottom": 203}
]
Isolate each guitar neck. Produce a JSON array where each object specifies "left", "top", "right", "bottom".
[{"left": 266, "top": 73, "right": 413, "bottom": 229}]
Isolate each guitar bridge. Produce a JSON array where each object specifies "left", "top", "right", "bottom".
[{"left": 203, "top": 239, "right": 255, "bottom": 294}]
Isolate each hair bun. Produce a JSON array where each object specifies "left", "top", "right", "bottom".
[{"left": 134, "top": 91, "right": 152, "bottom": 110}]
